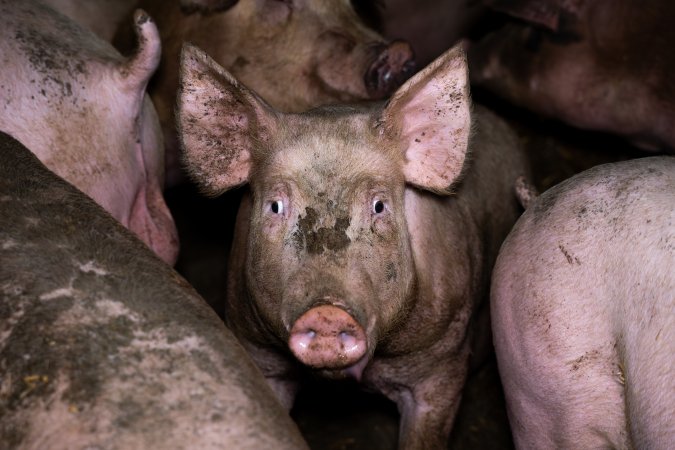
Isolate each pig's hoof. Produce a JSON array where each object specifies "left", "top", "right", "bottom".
[{"left": 289, "top": 305, "right": 367, "bottom": 369}]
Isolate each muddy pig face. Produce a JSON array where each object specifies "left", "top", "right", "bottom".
[
  {"left": 178, "top": 44, "right": 470, "bottom": 378},
  {"left": 179, "top": 0, "right": 416, "bottom": 110}
]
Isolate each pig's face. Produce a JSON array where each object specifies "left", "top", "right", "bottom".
[
  {"left": 178, "top": 44, "right": 471, "bottom": 378},
  {"left": 178, "top": 0, "right": 416, "bottom": 111},
  {"left": 245, "top": 113, "right": 415, "bottom": 376}
]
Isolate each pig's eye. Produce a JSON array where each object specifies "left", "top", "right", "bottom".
[
  {"left": 372, "top": 199, "right": 385, "bottom": 215},
  {"left": 270, "top": 200, "right": 285, "bottom": 215}
]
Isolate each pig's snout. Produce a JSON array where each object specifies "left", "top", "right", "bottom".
[
  {"left": 289, "top": 305, "right": 367, "bottom": 369},
  {"left": 365, "top": 40, "right": 416, "bottom": 99}
]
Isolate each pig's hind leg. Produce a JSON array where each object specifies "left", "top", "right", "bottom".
[{"left": 493, "top": 292, "right": 632, "bottom": 449}]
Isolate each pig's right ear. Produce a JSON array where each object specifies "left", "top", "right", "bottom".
[{"left": 178, "top": 44, "right": 277, "bottom": 196}]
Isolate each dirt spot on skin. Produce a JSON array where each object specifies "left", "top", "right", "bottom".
[
  {"left": 13, "top": 29, "right": 88, "bottom": 80},
  {"left": 569, "top": 349, "right": 601, "bottom": 372},
  {"left": 114, "top": 397, "right": 144, "bottom": 429},
  {"left": 0, "top": 293, "right": 136, "bottom": 413},
  {"left": 558, "top": 244, "right": 581, "bottom": 265},
  {"left": 9, "top": 3, "right": 95, "bottom": 102},
  {"left": 293, "top": 207, "right": 351, "bottom": 255},
  {"left": 385, "top": 262, "right": 397, "bottom": 281}
]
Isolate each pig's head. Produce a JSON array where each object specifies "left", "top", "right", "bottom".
[
  {"left": 175, "top": 0, "right": 416, "bottom": 110},
  {"left": 178, "top": 44, "right": 470, "bottom": 379}
]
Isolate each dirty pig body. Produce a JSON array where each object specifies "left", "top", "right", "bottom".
[
  {"left": 0, "top": 0, "right": 178, "bottom": 264},
  {"left": 469, "top": 0, "right": 675, "bottom": 153},
  {"left": 130, "top": 0, "right": 415, "bottom": 185},
  {"left": 491, "top": 157, "right": 675, "bottom": 449},
  {"left": 365, "top": 0, "right": 488, "bottom": 67},
  {"left": 0, "top": 131, "right": 308, "bottom": 450},
  {"left": 179, "top": 44, "right": 528, "bottom": 448}
]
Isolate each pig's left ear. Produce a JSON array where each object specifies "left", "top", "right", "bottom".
[
  {"left": 178, "top": 43, "right": 278, "bottom": 196},
  {"left": 379, "top": 44, "right": 471, "bottom": 194}
]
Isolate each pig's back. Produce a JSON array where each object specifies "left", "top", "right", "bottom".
[{"left": 491, "top": 156, "right": 675, "bottom": 449}]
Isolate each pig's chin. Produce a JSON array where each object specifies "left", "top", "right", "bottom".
[{"left": 313, "top": 354, "right": 370, "bottom": 381}]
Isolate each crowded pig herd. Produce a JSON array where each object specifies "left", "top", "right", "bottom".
[{"left": 0, "top": 0, "right": 672, "bottom": 448}]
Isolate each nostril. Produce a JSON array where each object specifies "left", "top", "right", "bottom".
[
  {"left": 338, "top": 331, "right": 364, "bottom": 355},
  {"left": 402, "top": 59, "right": 416, "bottom": 76},
  {"left": 365, "top": 40, "right": 416, "bottom": 98},
  {"left": 339, "top": 331, "right": 353, "bottom": 343},
  {"left": 294, "top": 329, "right": 317, "bottom": 350}
]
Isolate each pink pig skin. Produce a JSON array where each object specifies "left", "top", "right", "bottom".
[{"left": 491, "top": 157, "right": 675, "bottom": 449}]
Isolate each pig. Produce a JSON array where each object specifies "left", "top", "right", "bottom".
[
  {"left": 40, "top": 0, "right": 140, "bottom": 42},
  {"left": 177, "top": 43, "right": 530, "bottom": 448},
  {"left": 0, "top": 130, "right": 308, "bottom": 450},
  {"left": 490, "top": 157, "right": 675, "bottom": 449},
  {"left": 122, "top": 0, "right": 416, "bottom": 186},
  {"left": 0, "top": 0, "right": 178, "bottom": 265},
  {"left": 469, "top": 0, "right": 675, "bottom": 153}
]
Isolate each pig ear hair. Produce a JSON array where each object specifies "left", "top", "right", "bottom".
[
  {"left": 179, "top": 0, "right": 239, "bottom": 14},
  {"left": 178, "top": 43, "right": 278, "bottom": 196},
  {"left": 380, "top": 44, "right": 472, "bottom": 195},
  {"left": 120, "top": 10, "right": 161, "bottom": 94}
]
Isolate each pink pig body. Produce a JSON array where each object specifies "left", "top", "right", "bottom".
[
  {"left": 178, "top": 44, "right": 529, "bottom": 448},
  {"left": 491, "top": 157, "right": 675, "bottom": 449},
  {"left": 0, "top": 0, "right": 178, "bottom": 264}
]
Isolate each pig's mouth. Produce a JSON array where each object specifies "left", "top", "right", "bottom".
[{"left": 314, "top": 353, "right": 370, "bottom": 381}]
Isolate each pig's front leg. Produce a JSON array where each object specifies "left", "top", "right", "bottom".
[{"left": 369, "top": 345, "right": 470, "bottom": 449}]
